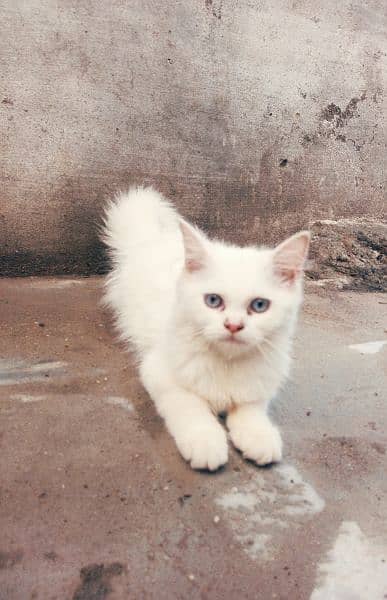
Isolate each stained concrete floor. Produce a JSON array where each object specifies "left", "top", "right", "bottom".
[{"left": 0, "top": 277, "right": 386, "bottom": 600}]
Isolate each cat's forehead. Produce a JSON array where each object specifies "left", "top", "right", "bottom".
[{"left": 203, "top": 243, "right": 275, "bottom": 296}]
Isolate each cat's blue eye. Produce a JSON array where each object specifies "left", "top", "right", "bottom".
[
  {"left": 249, "top": 298, "right": 270, "bottom": 313},
  {"left": 204, "top": 293, "right": 224, "bottom": 309}
]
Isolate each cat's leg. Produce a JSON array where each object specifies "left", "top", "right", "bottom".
[
  {"left": 140, "top": 350, "right": 227, "bottom": 470},
  {"left": 226, "top": 403, "right": 282, "bottom": 465},
  {"left": 155, "top": 387, "right": 228, "bottom": 471}
]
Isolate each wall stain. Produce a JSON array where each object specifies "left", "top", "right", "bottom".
[
  {"left": 0, "top": 247, "right": 108, "bottom": 276},
  {"left": 205, "top": 0, "right": 222, "bottom": 19},
  {"left": 320, "top": 94, "right": 366, "bottom": 127},
  {"left": 303, "top": 92, "right": 368, "bottom": 149}
]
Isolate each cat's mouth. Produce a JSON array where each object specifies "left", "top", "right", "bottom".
[{"left": 222, "top": 335, "right": 246, "bottom": 345}]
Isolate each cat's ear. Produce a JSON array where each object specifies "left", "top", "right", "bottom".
[
  {"left": 179, "top": 220, "right": 208, "bottom": 273},
  {"left": 272, "top": 230, "right": 310, "bottom": 285}
]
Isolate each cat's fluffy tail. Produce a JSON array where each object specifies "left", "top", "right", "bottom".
[
  {"left": 102, "top": 186, "right": 182, "bottom": 354},
  {"left": 102, "top": 186, "right": 178, "bottom": 256}
]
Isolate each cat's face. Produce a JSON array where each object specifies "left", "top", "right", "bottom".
[{"left": 176, "top": 223, "right": 310, "bottom": 358}]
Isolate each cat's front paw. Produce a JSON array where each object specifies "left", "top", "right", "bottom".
[
  {"left": 227, "top": 410, "right": 282, "bottom": 466},
  {"left": 175, "top": 423, "right": 228, "bottom": 471}
]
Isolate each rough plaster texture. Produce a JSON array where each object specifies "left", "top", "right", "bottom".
[
  {"left": 1, "top": 0, "right": 386, "bottom": 274},
  {"left": 308, "top": 218, "right": 387, "bottom": 291}
]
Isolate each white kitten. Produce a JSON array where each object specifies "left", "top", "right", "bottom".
[{"left": 103, "top": 187, "right": 310, "bottom": 471}]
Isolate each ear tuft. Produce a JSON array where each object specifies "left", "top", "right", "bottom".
[
  {"left": 272, "top": 230, "right": 310, "bottom": 285},
  {"left": 179, "top": 220, "right": 208, "bottom": 273}
]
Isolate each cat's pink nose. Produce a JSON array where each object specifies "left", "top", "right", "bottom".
[{"left": 224, "top": 320, "right": 244, "bottom": 334}]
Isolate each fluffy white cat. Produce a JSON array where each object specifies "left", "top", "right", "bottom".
[{"left": 103, "top": 187, "right": 310, "bottom": 471}]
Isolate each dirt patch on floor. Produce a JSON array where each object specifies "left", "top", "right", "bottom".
[
  {"left": 0, "top": 550, "right": 23, "bottom": 570},
  {"left": 307, "top": 219, "right": 387, "bottom": 291},
  {"left": 72, "top": 563, "right": 124, "bottom": 600},
  {"left": 306, "top": 436, "right": 386, "bottom": 478}
]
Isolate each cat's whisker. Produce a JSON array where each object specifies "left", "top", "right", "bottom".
[
  {"left": 262, "top": 337, "right": 289, "bottom": 359},
  {"left": 257, "top": 345, "right": 278, "bottom": 368}
]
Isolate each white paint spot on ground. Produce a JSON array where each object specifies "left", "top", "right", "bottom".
[
  {"left": 0, "top": 359, "right": 67, "bottom": 385},
  {"left": 215, "top": 464, "right": 325, "bottom": 560},
  {"left": 277, "top": 464, "right": 326, "bottom": 515},
  {"left": 217, "top": 491, "right": 259, "bottom": 511},
  {"left": 349, "top": 340, "right": 387, "bottom": 354},
  {"left": 105, "top": 396, "right": 134, "bottom": 412},
  {"left": 311, "top": 521, "right": 387, "bottom": 599},
  {"left": 11, "top": 394, "right": 47, "bottom": 403}
]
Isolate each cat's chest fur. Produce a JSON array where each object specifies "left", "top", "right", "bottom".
[{"left": 171, "top": 342, "right": 288, "bottom": 413}]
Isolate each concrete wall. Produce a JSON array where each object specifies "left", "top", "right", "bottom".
[{"left": 1, "top": 0, "right": 386, "bottom": 275}]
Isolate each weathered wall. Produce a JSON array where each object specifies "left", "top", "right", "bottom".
[{"left": 1, "top": 0, "right": 386, "bottom": 275}]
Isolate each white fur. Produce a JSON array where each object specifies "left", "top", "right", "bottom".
[{"left": 103, "top": 186, "right": 309, "bottom": 471}]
